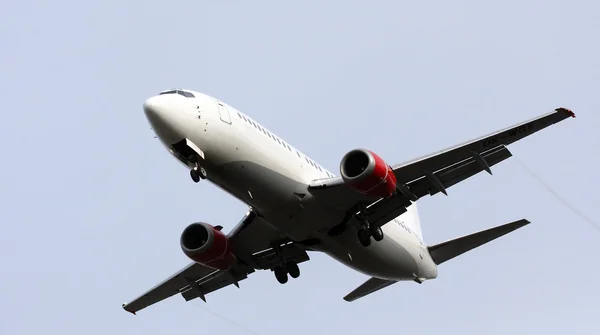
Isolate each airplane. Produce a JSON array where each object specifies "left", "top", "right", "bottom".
[{"left": 122, "top": 88, "right": 575, "bottom": 314}]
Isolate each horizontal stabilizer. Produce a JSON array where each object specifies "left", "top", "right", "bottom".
[
  {"left": 343, "top": 277, "right": 397, "bottom": 302},
  {"left": 427, "top": 219, "right": 530, "bottom": 265}
]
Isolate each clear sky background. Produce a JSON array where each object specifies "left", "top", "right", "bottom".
[{"left": 1, "top": 1, "right": 599, "bottom": 334}]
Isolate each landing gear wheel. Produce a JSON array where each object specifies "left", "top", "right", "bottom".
[
  {"left": 274, "top": 266, "right": 288, "bottom": 284},
  {"left": 370, "top": 226, "right": 384, "bottom": 242},
  {"left": 357, "top": 229, "right": 371, "bottom": 247},
  {"left": 190, "top": 169, "right": 200, "bottom": 183},
  {"left": 286, "top": 262, "right": 300, "bottom": 279},
  {"left": 198, "top": 166, "right": 207, "bottom": 179},
  {"left": 190, "top": 166, "right": 207, "bottom": 183}
]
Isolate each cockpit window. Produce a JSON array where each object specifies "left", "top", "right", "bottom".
[
  {"left": 158, "top": 89, "right": 195, "bottom": 98},
  {"left": 180, "top": 90, "right": 195, "bottom": 98}
]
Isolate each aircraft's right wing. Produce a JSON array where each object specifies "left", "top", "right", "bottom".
[
  {"left": 121, "top": 260, "right": 246, "bottom": 315},
  {"left": 122, "top": 210, "right": 310, "bottom": 315}
]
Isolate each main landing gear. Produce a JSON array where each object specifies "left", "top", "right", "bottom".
[
  {"left": 355, "top": 210, "right": 384, "bottom": 247},
  {"left": 273, "top": 261, "right": 300, "bottom": 284},
  {"left": 357, "top": 225, "right": 384, "bottom": 247},
  {"left": 190, "top": 165, "right": 207, "bottom": 183}
]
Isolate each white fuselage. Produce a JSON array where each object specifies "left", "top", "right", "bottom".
[{"left": 143, "top": 89, "right": 438, "bottom": 282}]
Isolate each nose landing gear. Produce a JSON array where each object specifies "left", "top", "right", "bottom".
[
  {"left": 190, "top": 165, "right": 207, "bottom": 183},
  {"left": 169, "top": 139, "right": 207, "bottom": 183}
]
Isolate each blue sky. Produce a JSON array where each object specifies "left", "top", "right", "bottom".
[{"left": 1, "top": 1, "right": 599, "bottom": 334}]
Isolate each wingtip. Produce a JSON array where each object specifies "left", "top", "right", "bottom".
[
  {"left": 122, "top": 304, "right": 136, "bottom": 315},
  {"left": 557, "top": 107, "right": 575, "bottom": 118}
]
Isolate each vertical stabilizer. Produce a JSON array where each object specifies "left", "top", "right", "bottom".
[{"left": 407, "top": 203, "right": 424, "bottom": 242}]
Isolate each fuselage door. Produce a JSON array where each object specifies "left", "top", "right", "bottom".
[{"left": 214, "top": 99, "right": 232, "bottom": 124}]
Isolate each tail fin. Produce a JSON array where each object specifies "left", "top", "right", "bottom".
[
  {"left": 406, "top": 203, "right": 424, "bottom": 241},
  {"left": 427, "top": 219, "right": 530, "bottom": 265}
]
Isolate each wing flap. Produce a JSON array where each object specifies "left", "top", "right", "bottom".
[
  {"left": 251, "top": 242, "right": 311, "bottom": 270},
  {"left": 180, "top": 268, "right": 251, "bottom": 302},
  {"left": 407, "top": 145, "right": 512, "bottom": 198},
  {"left": 435, "top": 145, "right": 512, "bottom": 190},
  {"left": 122, "top": 262, "right": 219, "bottom": 314},
  {"left": 392, "top": 108, "right": 574, "bottom": 185}
]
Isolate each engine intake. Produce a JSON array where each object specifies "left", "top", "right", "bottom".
[
  {"left": 180, "top": 222, "right": 236, "bottom": 270},
  {"left": 340, "top": 149, "right": 397, "bottom": 199}
]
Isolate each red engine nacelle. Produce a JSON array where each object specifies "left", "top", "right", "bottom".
[
  {"left": 339, "top": 149, "right": 397, "bottom": 199},
  {"left": 180, "top": 222, "right": 236, "bottom": 270}
]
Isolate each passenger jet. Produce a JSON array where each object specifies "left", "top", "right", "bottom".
[{"left": 122, "top": 88, "right": 575, "bottom": 314}]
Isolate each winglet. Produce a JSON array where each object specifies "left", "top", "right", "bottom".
[
  {"left": 122, "top": 304, "right": 136, "bottom": 315},
  {"left": 558, "top": 107, "right": 575, "bottom": 118}
]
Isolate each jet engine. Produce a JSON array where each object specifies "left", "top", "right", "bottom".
[
  {"left": 180, "top": 222, "right": 236, "bottom": 270},
  {"left": 340, "top": 149, "right": 397, "bottom": 199}
]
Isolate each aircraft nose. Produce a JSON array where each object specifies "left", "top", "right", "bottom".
[
  {"left": 143, "top": 95, "right": 171, "bottom": 123},
  {"left": 143, "top": 95, "right": 183, "bottom": 144}
]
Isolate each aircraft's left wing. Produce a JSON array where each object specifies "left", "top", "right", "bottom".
[
  {"left": 122, "top": 210, "right": 309, "bottom": 314},
  {"left": 308, "top": 107, "right": 575, "bottom": 228}
]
